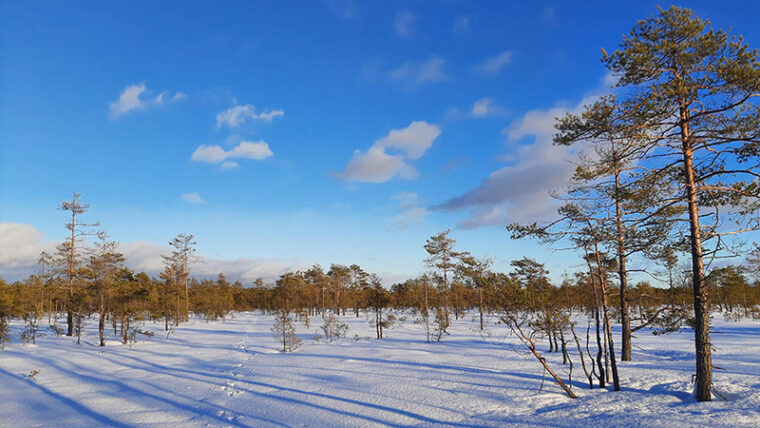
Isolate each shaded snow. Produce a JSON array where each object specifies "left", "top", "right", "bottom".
[{"left": 0, "top": 312, "right": 758, "bottom": 427}]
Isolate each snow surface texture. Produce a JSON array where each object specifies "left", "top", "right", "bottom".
[{"left": 0, "top": 312, "right": 758, "bottom": 427}]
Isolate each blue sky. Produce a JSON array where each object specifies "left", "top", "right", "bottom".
[{"left": 2, "top": 1, "right": 760, "bottom": 283}]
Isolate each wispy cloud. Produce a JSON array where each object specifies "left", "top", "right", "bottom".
[
  {"left": 389, "top": 56, "right": 448, "bottom": 87},
  {"left": 323, "top": 0, "right": 360, "bottom": 20},
  {"left": 0, "top": 222, "right": 307, "bottom": 283},
  {"left": 109, "top": 83, "right": 186, "bottom": 118},
  {"left": 191, "top": 140, "right": 274, "bottom": 166},
  {"left": 434, "top": 75, "right": 614, "bottom": 228},
  {"left": 112, "top": 240, "right": 306, "bottom": 283},
  {"left": 391, "top": 192, "right": 427, "bottom": 229},
  {"left": 394, "top": 11, "right": 415, "bottom": 37},
  {"left": 216, "top": 104, "right": 284, "bottom": 128},
  {"left": 182, "top": 193, "right": 204, "bottom": 204},
  {"left": 340, "top": 121, "right": 441, "bottom": 183},
  {"left": 446, "top": 97, "right": 507, "bottom": 119},
  {"left": 452, "top": 15, "right": 471, "bottom": 35},
  {"left": 471, "top": 97, "right": 507, "bottom": 117},
  {"left": 474, "top": 51, "right": 513, "bottom": 75}
]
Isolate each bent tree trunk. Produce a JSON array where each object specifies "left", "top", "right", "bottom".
[
  {"left": 504, "top": 313, "right": 577, "bottom": 399},
  {"left": 571, "top": 324, "right": 593, "bottom": 388}
]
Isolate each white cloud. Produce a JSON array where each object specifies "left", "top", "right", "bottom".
[
  {"left": 435, "top": 77, "right": 612, "bottom": 228},
  {"left": 182, "top": 193, "right": 204, "bottom": 204},
  {"left": 119, "top": 240, "right": 168, "bottom": 274},
  {"left": 389, "top": 56, "right": 448, "bottom": 86},
  {"left": 342, "top": 146, "right": 417, "bottom": 183},
  {"left": 192, "top": 145, "right": 227, "bottom": 163},
  {"left": 191, "top": 258, "right": 304, "bottom": 283},
  {"left": 229, "top": 141, "right": 274, "bottom": 159},
  {"left": 117, "top": 241, "right": 304, "bottom": 283},
  {"left": 0, "top": 223, "right": 304, "bottom": 283},
  {"left": 471, "top": 97, "right": 507, "bottom": 117},
  {"left": 446, "top": 97, "right": 507, "bottom": 119},
  {"left": 375, "top": 120, "right": 441, "bottom": 160},
  {"left": 472, "top": 98, "right": 494, "bottom": 117},
  {"left": 192, "top": 140, "right": 274, "bottom": 166},
  {"left": 603, "top": 72, "right": 620, "bottom": 88},
  {"left": 391, "top": 192, "right": 427, "bottom": 229},
  {"left": 340, "top": 121, "right": 441, "bottom": 183},
  {"left": 216, "top": 104, "right": 284, "bottom": 128},
  {"left": 0, "top": 223, "right": 409, "bottom": 285},
  {"left": 394, "top": 11, "right": 415, "bottom": 37},
  {"left": 110, "top": 85, "right": 146, "bottom": 116},
  {"left": 0, "top": 223, "right": 55, "bottom": 278},
  {"left": 109, "top": 84, "right": 185, "bottom": 118},
  {"left": 475, "top": 51, "right": 514, "bottom": 75}
]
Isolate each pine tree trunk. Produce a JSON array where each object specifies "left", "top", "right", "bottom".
[
  {"left": 66, "top": 197, "right": 76, "bottom": 337},
  {"left": 122, "top": 312, "right": 129, "bottom": 345},
  {"left": 67, "top": 310, "right": 74, "bottom": 337},
  {"left": 594, "top": 245, "right": 620, "bottom": 391},
  {"left": 680, "top": 113, "right": 712, "bottom": 401},
  {"left": 548, "top": 331, "right": 555, "bottom": 352},
  {"left": 588, "top": 263, "right": 606, "bottom": 388},
  {"left": 175, "top": 289, "right": 180, "bottom": 326},
  {"left": 553, "top": 330, "right": 560, "bottom": 354},
  {"left": 478, "top": 288, "right": 484, "bottom": 330},
  {"left": 184, "top": 275, "right": 189, "bottom": 322},
  {"left": 594, "top": 306, "right": 605, "bottom": 388},
  {"left": 615, "top": 169, "right": 632, "bottom": 361},
  {"left": 571, "top": 324, "right": 593, "bottom": 388},
  {"left": 99, "top": 312, "right": 105, "bottom": 346},
  {"left": 424, "top": 280, "right": 430, "bottom": 343},
  {"left": 443, "top": 257, "right": 450, "bottom": 330}
]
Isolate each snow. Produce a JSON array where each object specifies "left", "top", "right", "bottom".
[{"left": 0, "top": 312, "right": 759, "bottom": 427}]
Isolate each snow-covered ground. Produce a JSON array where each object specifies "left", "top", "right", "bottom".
[{"left": 0, "top": 311, "right": 758, "bottom": 427}]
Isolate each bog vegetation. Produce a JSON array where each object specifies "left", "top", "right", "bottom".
[{"left": 2, "top": 6, "right": 760, "bottom": 404}]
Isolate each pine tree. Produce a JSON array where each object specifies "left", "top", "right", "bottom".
[
  {"left": 162, "top": 233, "right": 197, "bottom": 324},
  {"left": 57, "top": 192, "right": 99, "bottom": 337},
  {"left": 554, "top": 96, "right": 677, "bottom": 361},
  {"left": 88, "top": 233, "right": 124, "bottom": 346},
  {"left": 424, "top": 230, "right": 469, "bottom": 333},
  {"left": 602, "top": 6, "right": 760, "bottom": 401}
]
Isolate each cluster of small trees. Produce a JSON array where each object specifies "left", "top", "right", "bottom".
[{"left": 0, "top": 193, "right": 247, "bottom": 347}]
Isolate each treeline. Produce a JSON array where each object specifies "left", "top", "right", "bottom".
[{"left": 1, "top": 227, "right": 759, "bottom": 348}]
